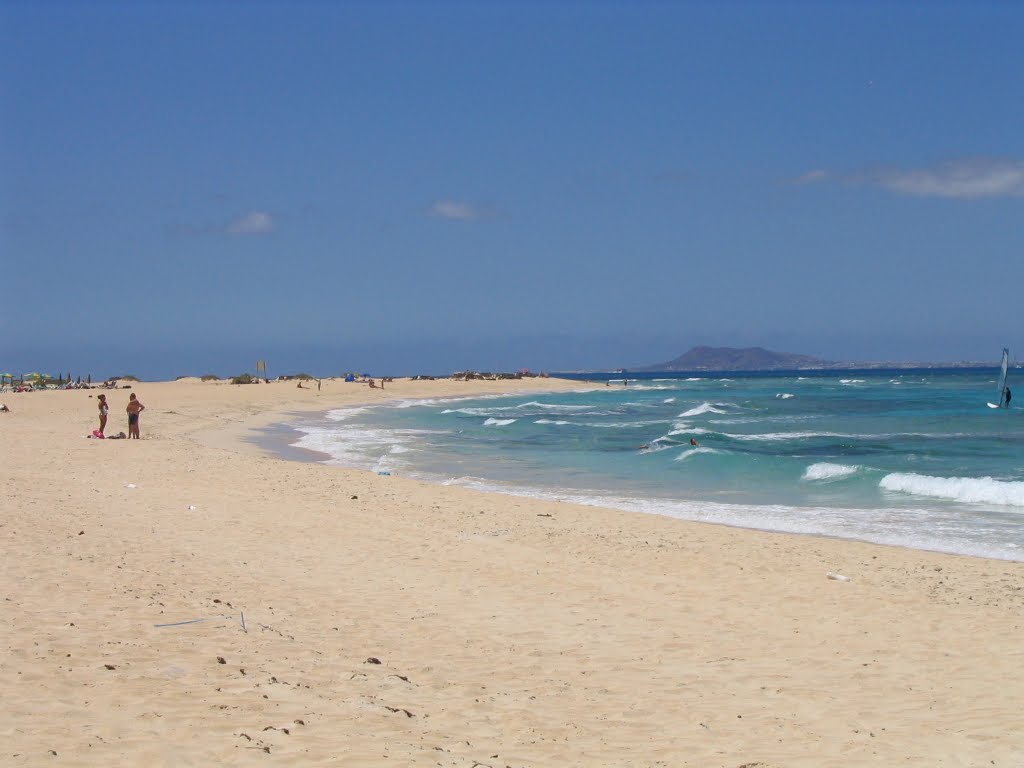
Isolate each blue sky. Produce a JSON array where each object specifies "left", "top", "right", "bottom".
[{"left": 3, "top": 1, "right": 1023, "bottom": 378}]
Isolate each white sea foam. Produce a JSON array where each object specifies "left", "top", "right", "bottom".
[
  {"left": 880, "top": 473, "right": 1024, "bottom": 507},
  {"left": 535, "top": 419, "right": 570, "bottom": 425},
  {"left": 668, "top": 425, "right": 713, "bottom": 437},
  {"left": 291, "top": 423, "right": 439, "bottom": 468},
  {"left": 517, "top": 401, "right": 593, "bottom": 410},
  {"left": 674, "top": 446, "right": 720, "bottom": 461},
  {"left": 723, "top": 430, "right": 853, "bottom": 442},
  {"left": 663, "top": 397, "right": 676, "bottom": 403},
  {"left": 840, "top": 379, "right": 866, "bottom": 385},
  {"left": 325, "top": 406, "right": 372, "bottom": 422},
  {"left": 803, "top": 462, "right": 860, "bottom": 481},
  {"left": 776, "top": 393, "right": 795, "bottom": 399},
  {"left": 484, "top": 418, "right": 517, "bottom": 426},
  {"left": 442, "top": 406, "right": 512, "bottom": 416},
  {"left": 639, "top": 440, "right": 677, "bottom": 454},
  {"left": 587, "top": 420, "right": 664, "bottom": 429},
  {"left": 679, "top": 402, "right": 729, "bottom": 417},
  {"left": 393, "top": 393, "right": 514, "bottom": 409},
  {"left": 441, "top": 475, "right": 488, "bottom": 486},
  {"left": 669, "top": 428, "right": 851, "bottom": 442}
]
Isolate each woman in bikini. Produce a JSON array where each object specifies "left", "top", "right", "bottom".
[{"left": 97, "top": 394, "right": 109, "bottom": 437}]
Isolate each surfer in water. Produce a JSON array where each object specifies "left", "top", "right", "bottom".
[
  {"left": 690, "top": 438, "right": 700, "bottom": 447},
  {"left": 1005, "top": 386, "right": 1012, "bottom": 408}
]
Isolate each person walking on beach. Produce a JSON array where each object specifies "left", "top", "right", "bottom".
[
  {"left": 97, "top": 394, "right": 109, "bottom": 437},
  {"left": 126, "top": 393, "right": 145, "bottom": 439}
]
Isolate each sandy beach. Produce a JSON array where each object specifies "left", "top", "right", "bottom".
[{"left": 3, "top": 376, "right": 1023, "bottom": 767}]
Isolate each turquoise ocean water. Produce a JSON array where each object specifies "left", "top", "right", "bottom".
[{"left": 284, "top": 370, "right": 1024, "bottom": 561}]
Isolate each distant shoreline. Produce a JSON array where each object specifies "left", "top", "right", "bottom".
[{"left": 553, "top": 364, "right": 1017, "bottom": 378}]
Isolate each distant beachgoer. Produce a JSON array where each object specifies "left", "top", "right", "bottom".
[
  {"left": 126, "top": 393, "right": 145, "bottom": 439},
  {"left": 368, "top": 379, "right": 377, "bottom": 389},
  {"left": 317, "top": 379, "right": 321, "bottom": 391},
  {"left": 297, "top": 381, "right": 305, "bottom": 388},
  {"left": 690, "top": 438, "right": 699, "bottom": 447},
  {"left": 97, "top": 394, "right": 109, "bottom": 437}
]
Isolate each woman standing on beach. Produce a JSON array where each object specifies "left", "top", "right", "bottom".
[
  {"left": 97, "top": 394, "right": 108, "bottom": 437},
  {"left": 126, "top": 393, "right": 145, "bottom": 439}
]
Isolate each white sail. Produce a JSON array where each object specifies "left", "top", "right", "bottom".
[{"left": 997, "top": 348, "right": 1010, "bottom": 408}]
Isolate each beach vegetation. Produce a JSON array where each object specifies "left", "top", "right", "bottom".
[
  {"left": 200, "top": 374, "right": 221, "bottom": 381},
  {"left": 231, "top": 373, "right": 255, "bottom": 385},
  {"left": 118, "top": 374, "right": 141, "bottom": 381}
]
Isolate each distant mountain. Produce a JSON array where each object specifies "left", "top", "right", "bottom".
[{"left": 635, "top": 346, "right": 830, "bottom": 372}]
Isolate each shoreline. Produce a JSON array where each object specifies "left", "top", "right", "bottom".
[
  {"left": 245, "top": 388, "right": 1024, "bottom": 565},
  {"left": 4, "top": 376, "right": 1024, "bottom": 765}
]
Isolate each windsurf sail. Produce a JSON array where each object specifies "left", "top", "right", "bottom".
[{"left": 997, "top": 348, "right": 1010, "bottom": 408}]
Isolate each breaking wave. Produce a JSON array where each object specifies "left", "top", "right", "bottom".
[
  {"left": 880, "top": 473, "right": 1024, "bottom": 507},
  {"left": 679, "top": 402, "right": 730, "bottom": 417},
  {"left": 803, "top": 463, "right": 861, "bottom": 481}
]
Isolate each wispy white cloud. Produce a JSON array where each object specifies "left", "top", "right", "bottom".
[
  {"left": 791, "top": 169, "right": 828, "bottom": 185},
  {"left": 866, "top": 158, "right": 1024, "bottom": 199},
  {"left": 227, "top": 210, "right": 275, "bottom": 235},
  {"left": 791, "top": 157, "right": 1024, "bottom": 199},
  {"left": 428, "top": 200, "right": 481, "bottom": 221}
]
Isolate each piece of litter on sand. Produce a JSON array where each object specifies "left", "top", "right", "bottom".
[
  {"left": 154, "top": 616, "right": 230, "bottom": 628},
  {"left": 126, "top": 483, "right": 137, "bottom": 489},
  {"left": 187, "top": 505, "right": 196, "bottom": 510},
  {"left": 377, "top": 470, "right": 391, "bottom": 476},
  {"left": 827, "top": 572, "right": 851, "bottom": 582}
]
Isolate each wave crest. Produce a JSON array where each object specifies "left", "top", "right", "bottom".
[
  {"left": 880, "top": 473, "right": 1024, "bottom": 507},
  {"left": 803, "top": 463, "right": 860, "bottom": 481},
  {"left": 674, "top": 446, "right": 720, "bottom": 461},
  {"left": 679, "top": 402, "right": 729, "bottom": 417}
]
